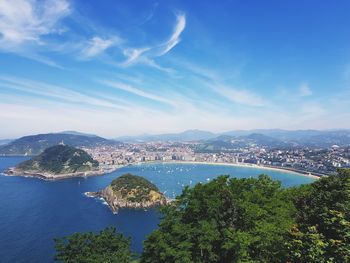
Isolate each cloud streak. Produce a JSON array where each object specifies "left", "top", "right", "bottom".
[
  {"left": 215, "top": 85, "right": 265, "bottom": 107},
  {"left": 0, "top": 75, "right": 127, "bottom": 110},
  {"left": 157, "top": 13, "right": 186, "bottom": 56},
  {"left": 122, "top": 47, "right": 151, "bottom": 66},
  {"left": 99, "top": 79, "right": 175, "bottom": 106},
  {"left": 81, "top": 36, "right": 120, "bottom": 58},
  {"left": 121, "top": 13, "right": 186, "bottom": 70}
]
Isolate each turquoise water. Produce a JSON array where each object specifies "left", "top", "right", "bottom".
[{"left": 0, "top": 157, "right": 315, "bottom": 262}]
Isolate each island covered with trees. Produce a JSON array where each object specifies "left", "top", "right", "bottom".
[
  {"left": 5, "top": 145, "right": 101, "bottom": 179},
  {"left": 55, "top": 169, "right": 350, "bottom": 262},
  {"left": 86, "top": 173, "right": 167, "bottom": 213}
]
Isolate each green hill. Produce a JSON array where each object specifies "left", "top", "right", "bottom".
[
  {"left": 89, "top": 174, "right": 167, "bottom": 212},
  {"left": 0, "top": 133, "right": 119, "bottom": 156},
  {"left": 110, "top": 174, "right": 160, "bottom": 203},
  {"left": 16, "top": 145, "right": 99, "bottom": 175}
]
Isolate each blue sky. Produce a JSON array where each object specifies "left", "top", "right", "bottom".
[{"left": 0, "top": 0, "right": 350, "bottom": 138}]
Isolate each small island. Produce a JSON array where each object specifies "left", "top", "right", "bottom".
[
  {"left": 5, "top": 145, "right": 103, "bottom": 180},
  {"left": 86, "top": 173, "right": 167, "bottom": 213}
]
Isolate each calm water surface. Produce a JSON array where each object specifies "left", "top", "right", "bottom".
[{"left": 0, "top": 157, "right": 315, "bottom": 262}]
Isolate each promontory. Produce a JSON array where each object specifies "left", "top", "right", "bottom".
[
  {"left": 4, "top": 144, "right": 103, "bottom": 179},
  {"left": 86, "top": 173, "right": 167, "bottom": 213}
]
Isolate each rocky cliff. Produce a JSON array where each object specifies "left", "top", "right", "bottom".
[{"left": 87, "top": 174, "right": 167, "bottom": 213}]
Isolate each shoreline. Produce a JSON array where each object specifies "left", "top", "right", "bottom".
[
  {"left": 133, "top": 160, "right": 321, "bottom": 179},
  {"left": 2, "top": 166, "right": 122, "bottom": 181},
  {"left": 1, "top": 160, "right": 322, "bottom": 181}
]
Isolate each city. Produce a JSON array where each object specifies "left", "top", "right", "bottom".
[{"left": 84, "top": 141, "right": 350, "bottom": 177}]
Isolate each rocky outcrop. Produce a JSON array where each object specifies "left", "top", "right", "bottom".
[{"left": 86, "top": 174, "right": 167, "bottom": 213}]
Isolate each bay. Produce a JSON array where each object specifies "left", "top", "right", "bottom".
[{"left": 0, "top": 157, "right": 315, "bottom": 263}]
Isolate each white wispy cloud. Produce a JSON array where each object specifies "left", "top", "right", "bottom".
[
  {"left": 0, "top": 75, "right": 127, "bottom": 110},
  {"left": 0, "top": 1, "right": 185, "bottom": 70},
  {"left": 122, "top": 47, "right": 151, "bottom": 66},
  {"left": 220, "top": 87, "right": 265, "bottom": 107},
  {"left": 0, "top": 0, "right": 71, "bottom": 67},
  {"left": 99, "top": 79, "right": 175, "bottom": 106},
  {"left": 121, "top": 13, "right": 186, "bottom": 70},
  {"left": 81, "top": 36, "right": 120, "bottom": 58},
  {"left": 0, "top": 0, "right": 70, "bottom": 47},
  {"left": 0, "top": 75, "right": 344, "bottom": 138},
  {"left": 298, "top": 82, "right": 312, "bottom": 97},
  {"left": 156, "top": 13, "right": 186, "bottom": 56},
  {"left": 0, "top": 0, "right": 119, "bottom": 66},
  {"left": 169, "top": 57, "right": 222, "bottom": 80},
  {"left": 137, "top": 2, "right": 159, "bottom": 26},
  {"left": 207, "top": 83, "right": 265, "bottom": 107}
]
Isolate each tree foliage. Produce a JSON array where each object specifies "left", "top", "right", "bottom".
[
  {"left": 54, "top": 227, "right": 132, "bottom": 263},
  {"left": 111, "top": 173, "right": 160, "bottom": 202},
  {"left": 285, "top": 169, "right": 350, "bottom": 262},
  {"left": 141, "top": 174, "right": 300, "bottom": 263}
]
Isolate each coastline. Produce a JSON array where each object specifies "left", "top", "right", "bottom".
[
  {"left": 135, "top": 160, "right": 321, "bottom": 179},
  {"left": 2, "top": 165, "right": 122, "bottom": 180},
  {"left": 1, "top": 160, "right": 321, "bottom": 181}
]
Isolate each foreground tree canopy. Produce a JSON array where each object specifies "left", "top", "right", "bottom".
[
  {"left": 55, "top": 169, "right": 350, "bottom": 263},
  {"left": 286, "top": 168, "right": 350, "bottom": 262},
  {"left": 141, "top": 174, "right": 298, "bottom": 263},
  {"left": 54, "top": 227, "right": 132, "bottom": 263}
]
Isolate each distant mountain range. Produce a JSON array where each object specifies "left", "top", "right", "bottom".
[
  {"left": 115, "top": 129, "right": 217, "bottom": 142},
  {"left": 115, "top": 129, "right": 350, "bottom": 148},
  {"left": 0, "top": 139, "right": 13, "bottom": 146},
  {"left": 58, "top": 131, "right": 98, "bottom": 137},
  {"left": 1, "top": 129, "right": 349, "bottom": 156},
  {"left": 0, "top": 132, "right": 120, "bottom": 156},
  {"left": 196, "top": 133, "right": 293, "bottom": 152}
]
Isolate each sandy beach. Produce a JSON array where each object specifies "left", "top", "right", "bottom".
[
  {"left": 138, "top": 160, "right": 321, "bottom": 179},
  {"left": 2, "top": 160, "right": 321, "bottom": 180}
]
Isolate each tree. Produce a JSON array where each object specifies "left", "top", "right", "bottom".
[
  {"left": 141, "top": 175, "right": 298, "bottom": 263},
  {"left": 285, "top": 169, "right": 350, "bottom": 262},
  {"left": 54, "top": 227, "right": 132, "bottom": 263},
  {"left": 53, "top": 169, "right": 350, "bottom": 262}
]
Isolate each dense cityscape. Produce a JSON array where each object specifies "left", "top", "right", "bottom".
[{"left": 84, "top": 141, "right": 350, "bottom": 176}]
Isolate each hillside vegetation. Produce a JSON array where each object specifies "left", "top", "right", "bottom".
[
  {"left": 17, "top": 145, "right": 98, "bottom": 174},
  {"left": 110, "top": 173, "right": 160, "bottom": 203}
]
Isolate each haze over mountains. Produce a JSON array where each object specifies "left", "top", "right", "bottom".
[
  {"left": 0, "top": 129, "right": 349, "bottom": 156},
  {"left": 0, "top": 139, "right": 12, "bottom": 146},
  {"left": 115, "top": 129, "right": 350, "bottom": 147},
  {"left": 115, "top": 129, "right": 217, "bottom": 142}
]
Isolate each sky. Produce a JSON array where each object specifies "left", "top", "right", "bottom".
[{"left": 0, "top": 0, "right": 350, "bottom": 139}]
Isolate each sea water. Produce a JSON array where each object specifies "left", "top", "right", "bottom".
[{"left": 0, "top": 157, "right": 315, "bottom": 263}]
